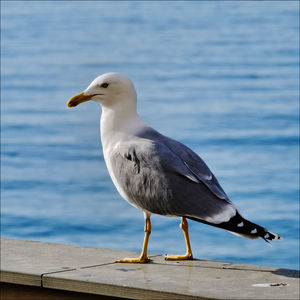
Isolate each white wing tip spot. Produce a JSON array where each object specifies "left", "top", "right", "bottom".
[
  {"left": 268, "top": 230, "right": 282, "bottom": 240},
  {"left": 237, "top": 222, "right": 244, "bottom": 227},
  {"left": 251, "top": 228, "right": 257, "bottom": 234}
]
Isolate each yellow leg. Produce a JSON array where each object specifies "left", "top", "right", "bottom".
[
  {"left": 165, "top": 217, "right": 193, "bottom": 260},
  {"left": 115, "top": 216, "right": 151, "bottom": 263}
]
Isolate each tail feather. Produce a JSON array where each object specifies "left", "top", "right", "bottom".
[{"left": 188, "top": 211, "right": 282, "bottom": 242}]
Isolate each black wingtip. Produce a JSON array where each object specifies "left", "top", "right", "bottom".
[
  {"left": 187, "top": 213, "right": 282, "bottom": 243},
  {"left": 263, "top": 230, "right": 282, "bottom": 241}
]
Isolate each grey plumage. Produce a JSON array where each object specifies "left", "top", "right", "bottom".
[
  {"left": 109, "top": 125, "right": 281, "bottom": 242},
  {"left": 110, "top": 126, "right": 237, "bottom": 224}
]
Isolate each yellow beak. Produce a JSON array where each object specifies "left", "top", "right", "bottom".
[{"left": 67, "top": 92, "right": 92, "bottom": 108}]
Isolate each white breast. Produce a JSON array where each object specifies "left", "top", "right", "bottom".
[{"left": 99, "top": 105, "right": 148, "bottom": 209}]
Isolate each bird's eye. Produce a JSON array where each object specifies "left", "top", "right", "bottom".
[{"left": 100, "top": 83, "right": 109, "bottom": 88}]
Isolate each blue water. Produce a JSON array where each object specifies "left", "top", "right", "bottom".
[{"left": 1, "top": 1, "right": 299, "bottom": 270}]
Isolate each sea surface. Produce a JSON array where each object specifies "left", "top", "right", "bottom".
[{"left": 1, "top": 1, "right": 299, "bottom": 270}]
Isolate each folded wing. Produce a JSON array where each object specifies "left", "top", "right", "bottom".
[{"left": 109, "top": 129, "right": 237, "bottom": 224}]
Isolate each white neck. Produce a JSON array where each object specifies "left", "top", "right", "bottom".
[{"left": 100, "top": 102, "right": 147, "bottom": 150}]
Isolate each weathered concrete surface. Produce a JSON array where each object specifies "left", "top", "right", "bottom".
[
  {"left": 1, "top": 238, "right": 299, "bottom": 299},
  {"left": 0, "top": 238, "right": 137, "bottom": 286}
]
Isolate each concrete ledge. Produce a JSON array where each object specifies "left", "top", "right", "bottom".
[{"left": 1, "top": 238, "right": 299, "bottom": 299}]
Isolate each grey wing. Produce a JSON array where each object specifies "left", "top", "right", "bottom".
[
  {"left": 109, "top": 136, "right": 237, "bottom": 224},
  {"left": 137, "top": 127, "right": 230, "bottom": 202},
  {"left": 162, "top": 135, "right": 230, "bottom": 202},
  {"left": 109, "top": 139, "right": 199, "bottom": 214}
]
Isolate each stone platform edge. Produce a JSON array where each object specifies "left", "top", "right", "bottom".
[{"left": 0, "top": 238, "right": 299, "bottom": 299}]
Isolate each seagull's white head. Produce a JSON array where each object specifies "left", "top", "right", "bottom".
[{"left": 67, "top": 72, "right": 137, "bottom": 109}]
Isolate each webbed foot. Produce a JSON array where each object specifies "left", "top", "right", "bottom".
[
  {"left": 115, "top": 256, "right": 150, "bottom": 263},
  {"left": 165, "top": 253, "right": 193, "bottom": 261}
]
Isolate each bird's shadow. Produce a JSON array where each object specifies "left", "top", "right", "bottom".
[{"left": 271, "top": 268, "right": 299, "bottom": 279}]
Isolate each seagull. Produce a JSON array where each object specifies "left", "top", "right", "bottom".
[{"left": 67, "top": 72, "right": 282, "bottom": 263}]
